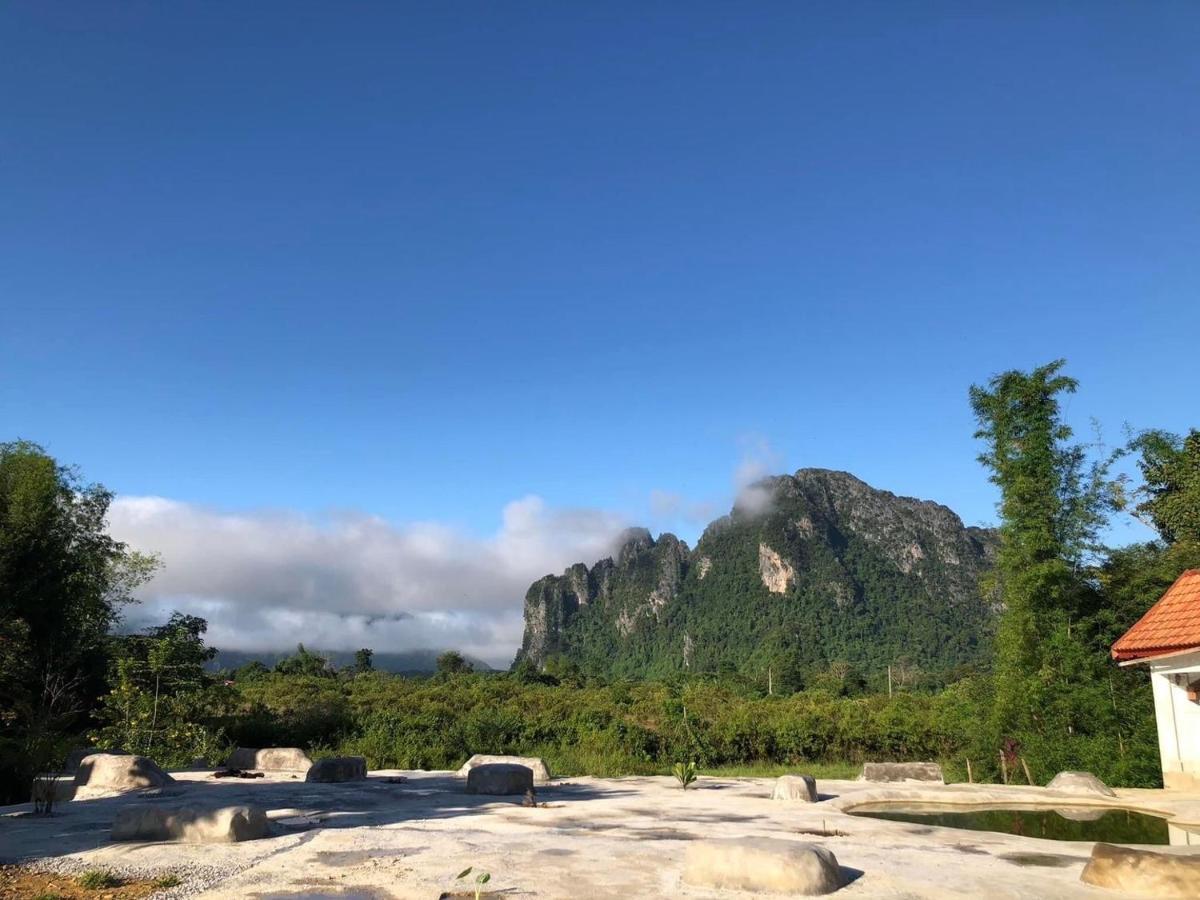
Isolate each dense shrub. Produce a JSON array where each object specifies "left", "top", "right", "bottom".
[{"left": 206, "top": 668, "right": 1160, "bottom": 787}]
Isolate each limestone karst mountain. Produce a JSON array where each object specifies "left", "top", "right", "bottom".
[{"left": 515, "top": 469, "right": 998, "bottom": 678}]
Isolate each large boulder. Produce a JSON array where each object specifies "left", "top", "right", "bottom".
[
  {"left": 73, "top": 754, "right": 173, "bottom": 792},
  {"left": 1080, "top": 843, "right": 1200, "bottom": 897},
  {"left": 682, "top": 838, "right": 845, "bottom": 895},
  {"left": 772, "top": 774, "right": 818, "bottom": 802},
  {"left": 112, "top": 805, "right": 272, "bottom": 843},
  {"left": 224, "top": 747, "right": 313, "bottom": 772},
  {"left": 65, "top": 747, "right": 128, "bottom": 773},
  {"left": 1047, "top": 771, "right": 1116, "bottom": 798},
  {"left": 466, "top": 763, "right": 534, "bottom": 796},
  {"left": 457, "top": 754, "right": 551, "bottom": 785},
  {"left": 305, "top": 756, "right": 367, "bottom": 783},
  {"left": 859, "top": 762, "right": 944, "bottom": 784}
]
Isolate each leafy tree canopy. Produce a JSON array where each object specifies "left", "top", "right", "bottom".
[
  {"left": 0, "top": 441, "right": 157, "bottom": 800},
  {"left": 1130, "top": 428, "right": 1200, "bottom": 545}
]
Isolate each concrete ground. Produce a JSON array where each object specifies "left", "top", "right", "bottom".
[{"left": 3, "top": 769, "right": 1200, "bottom": 899}]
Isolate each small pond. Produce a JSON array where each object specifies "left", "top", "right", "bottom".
[{"left": 848, "top": 803, "right": 1192, "bottom": 844}]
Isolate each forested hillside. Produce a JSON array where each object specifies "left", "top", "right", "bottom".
[{"left": 516, "top": 469, "right": 999, "bottom": 679}]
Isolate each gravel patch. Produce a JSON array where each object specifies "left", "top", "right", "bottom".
[{"left": 26, "top": 856, "right": 254, "bottom": 898}]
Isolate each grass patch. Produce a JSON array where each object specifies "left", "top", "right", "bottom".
[
  {"left": 151, "top": 874, "right": 182, "bottom": 889},
  {"left": 77, "top": 869, "right": 123, "bottom": 890}
]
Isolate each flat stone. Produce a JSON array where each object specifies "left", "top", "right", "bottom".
[
  {"left": 111, "top": 804, "right": 272, "bottom": 843},
  {"left": 224, "top": 747, "right": 314, "bottom": 772},
  {"left": 859, "top": 762, "right": 944, "bottom": 784},
  {"left": 73, "top": 753, "right": 173, "bottom": 792},
  {"left": 772, "top": 774, "right": 818, "bottom": 802},
  {"left": 457, "top": 754, "right": 551, "bottom": 785},
  {"left": 466, "top": 763, "right": 534, "bottom": 796},
  {"left": 682, "top": 838, "right": 845, "bottom": 894},
  {"left": 305, "top": 756, "right": 368, "bottom": 783},
  {"left": 1046, "top": 771, "right": 1116, "bottom": 798},
  {"left": 1080, "top": 842, "right": 1200, "bottom": 897}
]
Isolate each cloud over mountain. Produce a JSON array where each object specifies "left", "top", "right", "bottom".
[{"left": 107, "top": 495, "right": 628, "bottom": 668}]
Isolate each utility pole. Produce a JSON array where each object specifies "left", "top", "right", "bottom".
[
  {"left": 768, "top": 666, "right": 773, "bottom": 696},
  {"left": 887, "top": 665, "right": 892, "bottom": 697}
]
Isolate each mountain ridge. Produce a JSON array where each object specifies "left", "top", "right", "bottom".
[{"left": 515, "top": 468, "right": 998, "bottom": 677}]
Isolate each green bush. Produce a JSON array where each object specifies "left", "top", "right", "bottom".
[{"left": 77, "top": 869, "right": 122, "bottom": 889}]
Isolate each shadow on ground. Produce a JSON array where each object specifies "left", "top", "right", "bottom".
[{"left": 0, "top": 772, "right": 635, "bottom": 863}]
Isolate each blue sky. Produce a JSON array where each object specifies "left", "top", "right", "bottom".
[{"left": 2, "top": 3, "right": 1197, "bottom": 661}]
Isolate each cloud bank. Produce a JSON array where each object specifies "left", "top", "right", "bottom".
[{"left": 107, "top": 495, "right": 628, "bottom": 668}]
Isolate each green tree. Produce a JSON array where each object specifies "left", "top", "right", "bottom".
[
  {"left": 0, "top": 441, "right": 157, "bottom": 802},
  {"left": 233, "top": 660, "right": 270, "bottom": 681},
  {"left": 353, "top": 648, "right": 375, "bottom": 674},
  {"left": 968, "top": 361, "right": 1139, "bottom": 782},
  {"left": 436, "top": 650, "right": 473, "bottom": 676},
  {"left": 1130, "top": 429, "right": 1200, "bottom": 545},
  {"left": 274, "top": 644, "right": 332, "bottom": 677},
  {"left": 969, "top": 361, "right": 1112, "bottom": 730},
  {"left": 91, "top": 614, "right": 228, "bottom": 766},
  {"left": 543, "top": 654, "right": 584, "bottom": 686}
]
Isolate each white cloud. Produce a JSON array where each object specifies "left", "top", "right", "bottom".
[
  {"left": 107, "top": 495, "right": 628, "bottom": 668},
  {"left": 733, "top": 434, "right": 782, "bottom": 516},
  {"left": 648, "top": 436, "right": 785, "bottom": 528}
]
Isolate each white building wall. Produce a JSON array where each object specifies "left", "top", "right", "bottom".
[{"left": 1148, "top": 649, "right": 1200, "bottom": 792}]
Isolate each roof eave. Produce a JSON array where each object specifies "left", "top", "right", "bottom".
[{"left": 1116, "top": 645, "right": 1200, "bottom": 667}]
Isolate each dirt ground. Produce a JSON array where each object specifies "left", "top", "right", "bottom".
[
  {"left": 0, "top": 863, "right": 165, "bottom": 900},
  {"left": 2, "top": 769, "right": 1200, "bottom": 899}
]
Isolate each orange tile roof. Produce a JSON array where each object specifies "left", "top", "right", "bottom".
[{"left": 1112, "top": 570, "right": 1200, "bottom": 662}]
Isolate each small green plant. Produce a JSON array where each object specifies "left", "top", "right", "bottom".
[
  {"left": 455, "top": 866, "right": 491, "bottom": 899},
  {"left": 77, "top": 869, "right": 123, "bottom": 889},
  {"left": 31, "top": 892, "right": 67, "bottom": 900},
  {"left": 153, "top": 873, "right": 183, "bottom": 888},
  {"left": 672, "top": 761, "right": 697, "bottom": 789}
]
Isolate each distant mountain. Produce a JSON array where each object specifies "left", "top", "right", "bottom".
[
  {"left": 211, "top": 648, "right": 494, "bottom": 675},
  {"left": 515, "top": 469, "right": 998, "bottom": 678}
]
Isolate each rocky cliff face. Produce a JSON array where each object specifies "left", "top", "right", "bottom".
[{"left": 514, "top": 469, "right": 998, "bottom": 677}]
